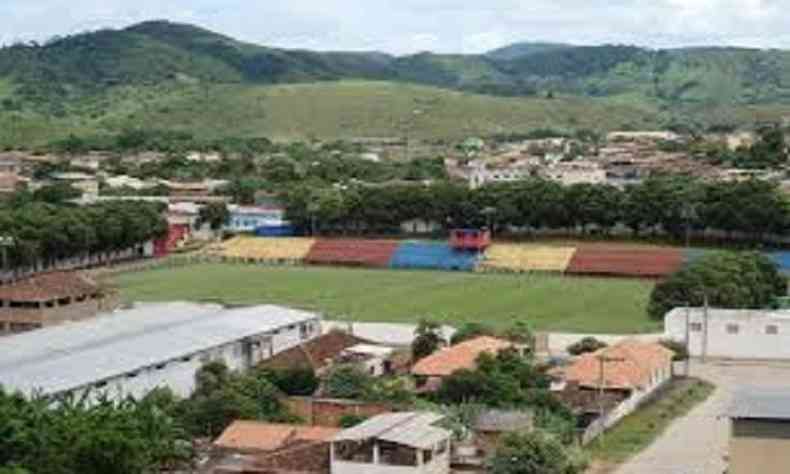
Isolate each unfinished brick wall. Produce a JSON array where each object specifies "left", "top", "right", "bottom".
[{"left": 285, "top": 397, "right": 393, "bottom": 427}]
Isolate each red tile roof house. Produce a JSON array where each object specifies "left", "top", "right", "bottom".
[
  {"left": 551, "top": 340, "right": 675, "bottom": 444},
  {"left": 211, "top": 421, "right": 341, "bottom": 474},
  {"left": 0, "top": 271, "right": 108, "bottom": 334},
  {"left": 410, "top": 336, "right": 516, "bottom": 391}
]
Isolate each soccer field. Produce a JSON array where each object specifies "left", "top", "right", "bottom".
[{"left": 112, "top": 264, "right": 658, "bottom": 334}]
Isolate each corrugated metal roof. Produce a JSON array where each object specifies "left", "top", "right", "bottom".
[
  {"left": 0, "top": 302, "right": 319, "bottom": 397},
  {"left": 333, "top": 412, "right": 448, "bottom": 450},
  {"left": 728, "top": 388, "right": 790, "bottom": 420}
]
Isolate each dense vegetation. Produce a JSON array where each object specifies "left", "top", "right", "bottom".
[
  {"left": 0, "top": 387, "right": 192, "bottom": 474},
  {"left": 0, "top": 199, "right": 167, "bottom": 269},
  {"left": 648, "top": 251, "right": 786, "bottom": 319},
  {"left": 4, "top": 21, "right": 790, "bottom": 144},
  {"left": 283, "top": 175, "right": 790, "bottom": 245}
]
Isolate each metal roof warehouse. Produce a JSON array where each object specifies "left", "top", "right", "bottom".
[{"left": 0, "top": 301, "right": 321, "bottom": 398}]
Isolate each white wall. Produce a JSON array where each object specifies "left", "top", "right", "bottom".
[
  {"left": 665, "top": 310, "right": 790, "bottom": 360},
  {"left": 75, "top": 317, "right": 321, "bottom": 401}
]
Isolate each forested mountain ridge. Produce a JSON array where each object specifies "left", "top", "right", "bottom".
[
  {"left": 2, "top": 20, "right": 790, "bottom": 146},
  {"left": 4, "top": 19, "right": 790, "bottom": 105}
]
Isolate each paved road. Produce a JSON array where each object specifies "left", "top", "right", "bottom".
[{"left": 615, "top": 361, "right": 790, "bottom": 474}]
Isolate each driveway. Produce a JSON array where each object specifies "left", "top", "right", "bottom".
[{"left": 614, "top": 360, "right": 790, "bottom": 474}]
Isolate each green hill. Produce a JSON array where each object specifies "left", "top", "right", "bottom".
[{"left": 3, "top": 20, "right": 790, "bottom": 145}]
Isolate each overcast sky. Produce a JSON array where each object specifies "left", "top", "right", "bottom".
[{"left": 2, "top": 0, "right": 789, "bottom": 54}]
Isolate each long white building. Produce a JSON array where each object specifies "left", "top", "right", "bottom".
[
  {"left": 0, "top": 302, "right": 321, "bottom": 400},
  {"left": 665, "top": 307, "right": 790, "bottom": 360}
]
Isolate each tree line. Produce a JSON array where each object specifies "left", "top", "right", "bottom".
[
  {"left": 283, "top": 175, "right": 790, "bottom": 243},
  {"left": 0, "top": 200, "right": 167, "bottom": 269}
]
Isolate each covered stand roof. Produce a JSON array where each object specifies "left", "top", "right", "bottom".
[
  {"left": 0, "top": 302, "right": 319, "bottom": 396},
  {"left": 333, "top": 412, "right": 448, "bottom": 450}
]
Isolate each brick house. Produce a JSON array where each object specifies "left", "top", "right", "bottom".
[{"left": 0, "top": 271, "right": 107, "bottom": 334}]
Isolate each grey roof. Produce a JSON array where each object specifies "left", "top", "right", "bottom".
[
  {"left": 333, "top": 412, "right": 448, "bottom": 450},
  {"left": 473, "top": 409, "right": 534, "bottom": 432},
  {"left": 322, "top": 322, "right": 456, "bottom": 347},
  {"left": 0, "top": 302, "right": 319, "bottom": 397},
  {"left": 728, "top": 388, "right": 790, "bottom": 420},
  {"left": 665, "top": 307, "right": 790, "bottom": 322}
]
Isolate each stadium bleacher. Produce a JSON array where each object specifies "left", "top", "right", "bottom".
[
  {"left": 305, "top": 239, "right": 400, "bottom": 267},
  {"left": 480, "top": 244, "right": 576, "bottom": 273},
  {"left": 213, "top": 237, "right": 316, "bottom": 262},
  {"left": 389, "top": 241, "right": 480, "bottom": 271}
]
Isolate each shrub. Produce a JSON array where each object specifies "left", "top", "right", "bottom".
[
  {"left": 567, "top": 337, "right": 607, "bottom": 356},
  {"left": 338, "top": 414, "right": 368, "bottom": 428},
  {"left": 659, "top": 339, "right": 689, "bottom": 361}
]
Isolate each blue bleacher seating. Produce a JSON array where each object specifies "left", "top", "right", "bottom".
[{"left": 389, "top": 242, "right": 480, "bottom": 271}]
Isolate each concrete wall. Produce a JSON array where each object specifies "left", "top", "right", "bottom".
[
  {"left": 665, "top": 311, "right": 790, "bottom": 360},
  {"left": 730, "top": 419, "right": 790, "bottom": 474}
]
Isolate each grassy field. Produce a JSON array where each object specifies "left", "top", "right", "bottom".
[
  {"left": 112, "top": 263, "right": 658, "bottom": 334},
  {"left": 587, "top": 378, "right": 715, "bottom": 472}
]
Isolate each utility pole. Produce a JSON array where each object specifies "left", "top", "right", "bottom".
[
  {"left": 701, "top": 290, "right": 710, "bottom": 363},
  {"left": 0, "top": 236, "right": 15, "bottom": 283},
  {"left": 684, "top": 303, "right": 691, "bottom": 377}
]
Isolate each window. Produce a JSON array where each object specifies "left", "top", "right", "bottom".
[
  {"left": 689, "top": 322, "right": 703, "bottom": 332},
  {"left": 766, "top": 325, "right": 779, "bottom": 335},
  {"left": 726, "top": 324, "right": 740, "bottom": 335}
]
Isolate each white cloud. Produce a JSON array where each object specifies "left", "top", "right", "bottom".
[{"left": 2, "top": 0, "right": 790, "bottom": 53}]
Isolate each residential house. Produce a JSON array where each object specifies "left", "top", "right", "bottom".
[
  {"left": 411, "top": 336, "right": 514, "bottom": 390},
  {"left": 322, "top": 322, "right": 456, "bottom": 348},
  {"left": 226, "top": 205, "right": 293, "bottom": 236},
  {"left": 336, "top": 344, "right": 397, "bottom": 377},
  {"left": 726, "top": 388, "right": 790, "bottom": 474},
  {"left": 331, "top": 412, "right": 451, "bottom": 474},
  {"left": 211, "top": 421, "right": 340, "bottom": 474},
  {"left": 540, "top": 160, "right": 607, "bottom": 186},
  {"left": 51, "top": 172, "right": 100, "bottom": 197},
  {"left": 0, "top": 271, "right": 106, "bottom": 334},
  {"left": 470, "top": 409, "right": 534, "bottom": 457},
  {"left": 552, "top": 340, "right": 674, "bottom": 444},
  {"left": 68, "top": 153, "right": 109, "bottom": 171},
  {"left": 214, "top": 421, "right": 341, "bottom": 455},
  {"left": 262, "top": 330, "right": 375, "bottom": 375},
  {"left": 665, "top": 307, "right": 790, "bottom": 360}
]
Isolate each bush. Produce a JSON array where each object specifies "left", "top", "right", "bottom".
[
  {"left": 659, "top": 339, "right": 689, "bottom": 361},
  {"left": 566, "top": 337, "right": 607, "bottom": 356},
  {"left": 323, "top": 365, "right": 375, "bottom": 399},
  {"left": 490, "top": 431, "right": 587, "bottom": 474},
  {"left": 451, "top": 322, "right": 496, "bottom": 345},
  {"left": 648, "top": 251, "right": 785, "bottom": 320},
  {"left": 338, "top": 414, "right": 368, "bottom": 428},
  {"left": 258, "top": 368, "right": 319, "bottom": 396}
]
